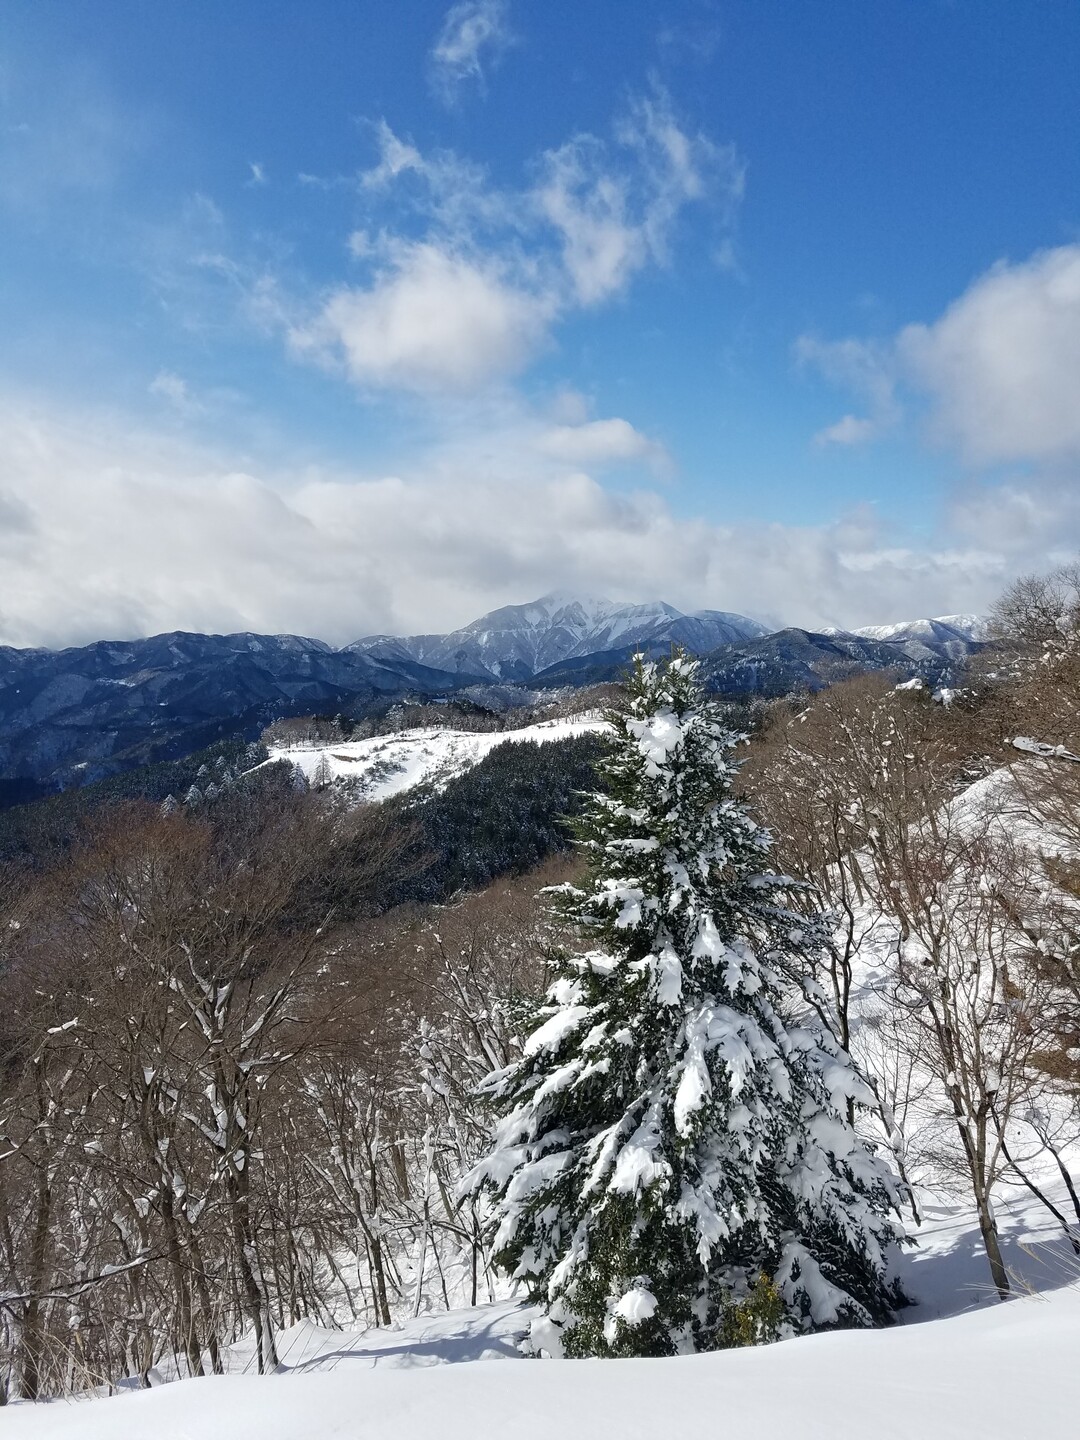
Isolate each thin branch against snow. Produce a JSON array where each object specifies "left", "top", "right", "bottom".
[{"left": 0, "top": 1252, "right": 164, "bottom": 1310}]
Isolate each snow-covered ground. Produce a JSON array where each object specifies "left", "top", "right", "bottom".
[
  {"left": 8, "top": 1183, "right": 1079, "bottom": 1439},
  {"left": 271, "top": 716, "right": 609, "bottom": 802},
  {"left": 11, "top": 752, "right": 1079, "bottom": 1437}
]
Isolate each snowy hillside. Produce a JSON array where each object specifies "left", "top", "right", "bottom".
[
  {"left": 823, "top": 615, "right": 990, "bottom": 647},
  {"left": 853, "top": 614, "right": 989, "bottom": 642},
  {"left": 7, "top": 1187, "right": 1079, "bottom": 1438},
  {"left": 838, "top": 757, "right": 1076, "bottom": 1170},
  {"left": 271, "top": 715, "right": 610, "bottom": 801},
  {"left": 8, "top": 676, "right": 1080, "bottom": 1438}
]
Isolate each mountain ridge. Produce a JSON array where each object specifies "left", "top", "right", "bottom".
[
  {"left": 345, "top": 594, "right": 769, "bottom": 681},
  {"left": 529, "top": 623, "right": 985, "bottom": 693},
  {"left": 0, "top": 597, "right": 988, "bottom": 795}
]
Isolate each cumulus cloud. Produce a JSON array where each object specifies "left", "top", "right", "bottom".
[
  {"left": 947, "top": 475, "right": 1080, "bottom": 560},
  {"left": 0, "top": 392, "right": 1070, "bottom": 652},
  {"left": 812, "top": 414, "right": 881, "bottom": 447},
  {"left": 898, "top": 244, "right": 1080, "bottom": 466},
  {"left": 537, "top": 417, "right": 669, "bottom": 470},
  {"left": 289, "top": 241, "right": 554, "bottom": 392},
  {"left": 430, "top": 0, "right": 514, "bottom": 99},
  {"left": 292, "top": 91, "right": 741, "bottom": 394},
  {"left": 802, "top": 244, "right": 1080, "bottom": 469}
]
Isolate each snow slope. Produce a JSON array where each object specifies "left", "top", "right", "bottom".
[
  {"left": 272, "top": 716, "right": 609, "bottom": 801},
  {"left": 9, "top": 1270, "right": 1078, "bottom": 1438},
  {"left": 15, "top": 757, "right": 1080, "bottom": 1437},
  {"left": 9, "top": 1181, "right": 1080, "bottom": 1439}
]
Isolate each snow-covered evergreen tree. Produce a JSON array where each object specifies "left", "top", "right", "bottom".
[{"left": 468, "top": 653, "right": 900, "bottom": 1358}]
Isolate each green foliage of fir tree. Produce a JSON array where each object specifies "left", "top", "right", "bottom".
[{"left": 468, "top": 653, "right": 900, "bottom": 1357}]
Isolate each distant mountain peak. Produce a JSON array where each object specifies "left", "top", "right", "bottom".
[
  {"left": 822, "top": 615, "right": 989, "bottom": 645},
  {"left": 347, "top": 594, "right": 768, "bottom": 682}
]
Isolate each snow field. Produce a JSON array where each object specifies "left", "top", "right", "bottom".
[
  {"left": 271, "top": 717, "right": 609, "bottom": 802},
  {"left": 8, "top": 1278, "right": 1079, "bottom": 1439}
]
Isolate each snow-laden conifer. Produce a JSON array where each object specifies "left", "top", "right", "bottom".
[{"left": 468, "top": 653, "right": 900, "bottom": 1357}]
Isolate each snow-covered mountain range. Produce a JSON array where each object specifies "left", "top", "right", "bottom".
[
  {"left": 0, "top": 596, "right": 989, "bottom": 794},
  {"left": 822, "top": 615, "right": 990, "bottom": 657},
  {"left": 347, "top": 594, "right": 769, "bottom": 682}
]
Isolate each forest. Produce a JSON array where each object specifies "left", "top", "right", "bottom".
[{"left": 2, "top": 564, "right": 1080, "bottom": 1400}]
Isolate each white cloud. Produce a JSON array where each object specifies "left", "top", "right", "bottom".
[
  {"left": 359, "top": 121, "right": 424, "bottom": 188},
  {"left": 291, "top": 93, "right": 741, "bottom": 395},
  {"left": 547, "top": 388, "right": 591, "bottom": 425},
  {"left": 430, "top": 0, "right": 513, "bottom": 99},
  {"left": 618, "top": 91, "right": 740, "bottom": 247},
  {"left": 899, "top": 244, "right": 1080, "bottom": 466},
  {"left": 149, "top": 370, "right": 202, "bottom": 414},
  {"left": 537, "top": 417, "right": 668, "bottom": 470},
  {"left": 947, "top": 476, "right": 1080, "bottom": 561},
  {"left": 290, "top": 241, "right": 554, "bottom": 392},
  {"left": 537, "top": 92, "right": 742, "bottom": 305},
  {"left": 812, "top": 414, "right": 880, "bottom": 447},
  {"left": 0, "top": 391, "right": 1072, "bottom": 652},
  {"left": 534, "top": 138, "right": 646, "bottom": 306},
  {"left": 801, "top": 244, "right": 1080, "bottom": 469},
  {"left": 794, "top": 335, "right": 900, "bottom": 446}
]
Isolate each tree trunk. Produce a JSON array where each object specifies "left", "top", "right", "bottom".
[
  {"left": 975, "top": 1192, "right": 1010, "bottom": 1300},
  {"left": 160, "top": 1191, "right": 203, "bottom": 1377},
  {"left": 227, "top": 1159, "right": 278, "bottom": 1372},
  {"left": 20, "top": 1166, "right": 52, "bottom": 1400}
]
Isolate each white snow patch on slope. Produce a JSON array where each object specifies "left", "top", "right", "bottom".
[{"left": 271, "top": 716, "right": 609, "bottom": 802}]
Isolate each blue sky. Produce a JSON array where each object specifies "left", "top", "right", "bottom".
[{"left": 2, "top": 0, "right": 1080, "bottom": 646}]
